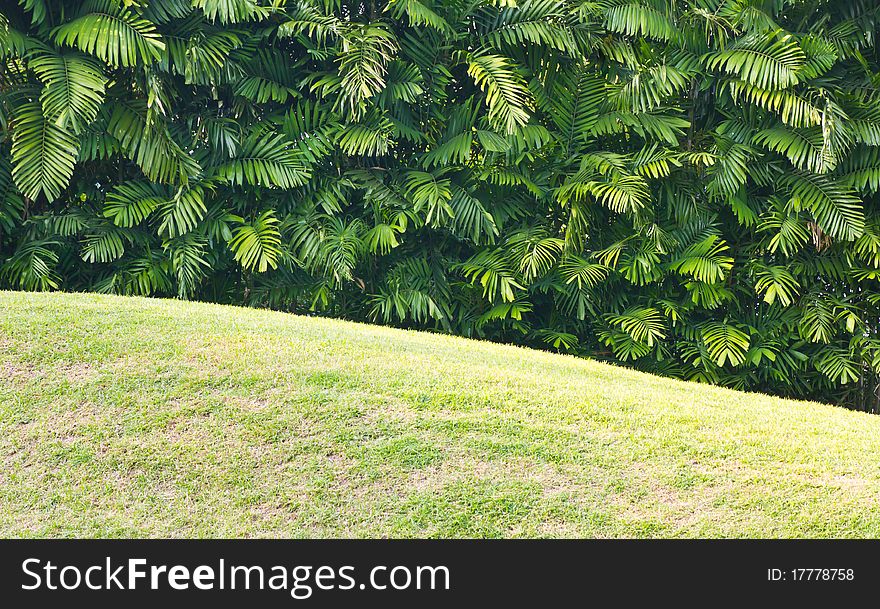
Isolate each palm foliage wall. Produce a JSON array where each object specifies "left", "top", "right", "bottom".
[{"left": 2, "top": 0, "right": 880, "bottom": 410}]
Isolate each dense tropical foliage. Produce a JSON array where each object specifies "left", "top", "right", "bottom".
[{"left": 2, "top": 0, "right": 880, "bottom": 411}]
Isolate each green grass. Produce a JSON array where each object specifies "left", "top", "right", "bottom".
[{"left": 2, "top": 291, "right": 880, "bottom": 538}]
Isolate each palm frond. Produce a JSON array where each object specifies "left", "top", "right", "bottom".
[
  {"left": 217, "top": 130, "right": 311, "bottom": 188},
  {"left": 31, "top": 51, "right": 107, "bottom": 134},
  {"left": 10, "top": 100, "right": 78, "bottom": 201},
  {"left": 53, "top": 2, "right": 165, "bottom": 67},
  {"left": 464, "top": 51, "right": 532, "bottom": 135},
  {"left": 228, "top": 209, "right": 282, "bottom": 272}
]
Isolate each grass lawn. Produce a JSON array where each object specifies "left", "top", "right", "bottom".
[{"left": 2, "top": 291, "right": 880, "bottom": 538}]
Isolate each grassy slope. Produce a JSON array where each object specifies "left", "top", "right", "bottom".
[{"left": 2, "top": 292, "right": 880, "bottom": 538}]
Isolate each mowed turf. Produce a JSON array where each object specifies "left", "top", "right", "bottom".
[{"left": 2, "top": 291, "right": 880, "bottom": 538}]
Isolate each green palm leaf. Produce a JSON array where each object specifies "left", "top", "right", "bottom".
[
  {"left": 337, "top": 23, "right": 398, "bottom": 115},
  {"left": 753, "top": 125, "right": 837, "bottom": 173},
  {"left": 387, "top": 0, "right": 452, "bottom": 34},
  {"left": 194, "top": 0, "right": 271, "bottom": 24},
  {"left": 317, "top": 217, "right": 366, "bottom": 285},
  {"left": 508, "top": 228, "right": 564, "bottom": 281},
  {"left": 449, "top": 187, "right": 498, "bottom": 244},
  {"left": 337, "top": 118, "right": 396, "bottom": 157},
  {"left": 217, "top": 131, "right": 311, "bottom": 189},
  {"left": 547, "top": 69, "right": 604, "bottom": 156},
  {"left": 754, "top": 264, "right": 801, "bottom": 307},
  {"left": 464, "top": 51, "right": 532, "bottom": 135},
  {"left": 701, "top": 322, "right": 750, "bottom": 367},
  {"left": 103, "top": 181, "right": 167, "bottom": 227},
  {"left": 53, "top": 1, "right": 165, "bottom": 67},
  {"left": 10, "top": 101, "right": 78, "bottom": 201},
  {"left": 783, "top": 172, "right": 864, "bottom": 241},
  {"left": 107, "top": 101, "right": 201, "bottom": 185},
  {"left": 404, "top": 171, "right": 453, "bottom": 224},
  {"left": 484, "top": 0, "right": 577, "bottom": 53},
  {"left": 704, "top": 31, "right": 805, "bottom": 90},
  {"left": 0, "top": 162, "right": 25, "bottom": 235},
  {"left": 31, "top": 51, "right": 107, "bottom": 133},
  {"left": 814, "top": 348, "right": 859, "bottom": 384},
  {"left": 558, "top": 255, "right": 610, "bottom": 288},
  {"left": 158, "top": 184, "right": 211, "bottom": 238},
  {"left": 1, "top": 239, "right": 61, "bottom": 291},
  {"left": 81, "top": 227, "right": 127, "bottom": 263},
  {"left": 228, "top": 210, "right": 282, "bottom": 272},
  {"left": 606, "top": 307, "right": 667, "bottom": 347},
  {"left": 602, "top": 0, "right": 676, "bottom": 41},
  {"left": 459, "top": 249, "right": 524, "bottom": 303},
  {"left": 668, "top": 236, "right": 734, "bottom": 284}
]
